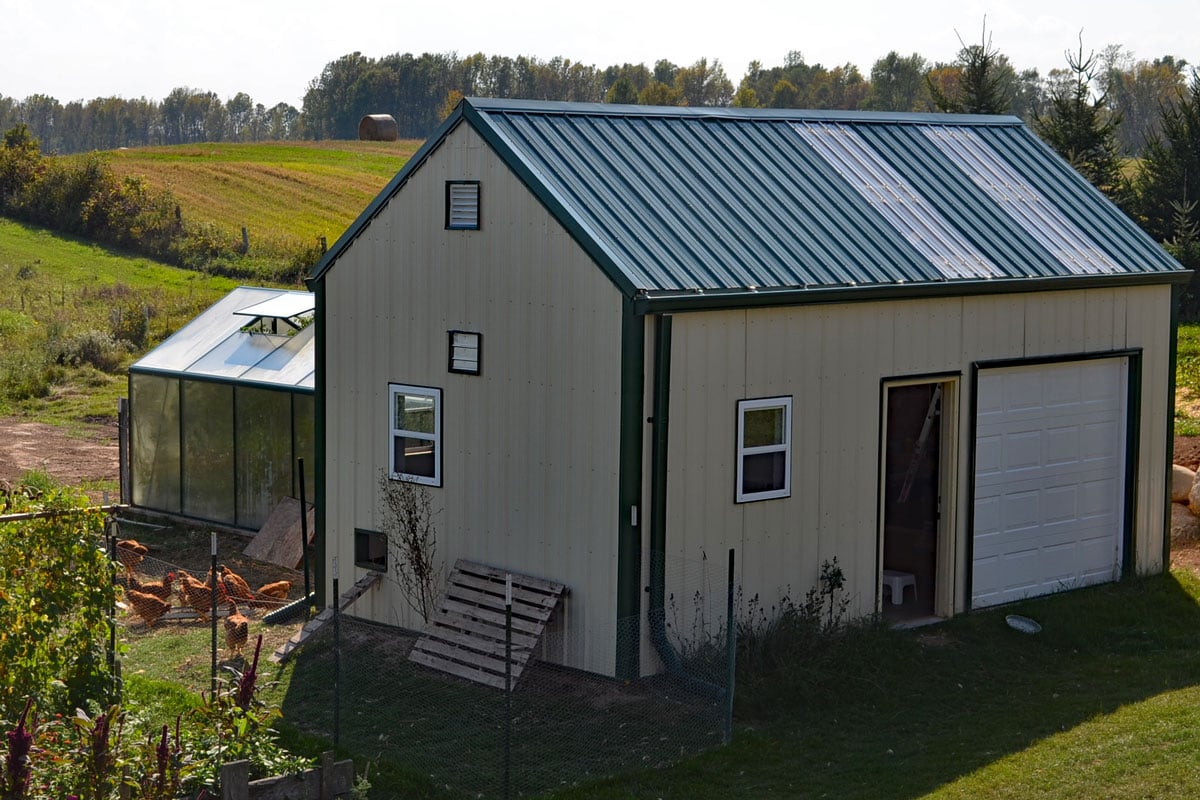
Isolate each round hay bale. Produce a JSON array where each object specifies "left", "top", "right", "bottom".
[{"left": 358, "top": 114, "right": 398, "bottom": 141}]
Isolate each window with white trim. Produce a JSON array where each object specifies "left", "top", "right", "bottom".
[
  {"left": 736, "top": 396, "right": 792, "bottom": 502},
  {"left": 389, "top": 383, "right": 442, "bottom": 486}
]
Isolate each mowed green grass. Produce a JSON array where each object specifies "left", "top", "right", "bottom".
[
  {"left": 0, "top": 218, "right": 239, "bottom": 423},
  {"left": 1176, "top": 323, "right": 1200, "bottom": 435},
  {"left": 106, "top": 140, "right": 418, "bottom": 246},
  {"left": 120, "top": 560, "right": 1200, "bottom": 799}
]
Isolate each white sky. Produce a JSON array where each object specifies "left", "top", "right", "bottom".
[{"left": 4, "top": 0, "right": 1197, "bottom": 109}]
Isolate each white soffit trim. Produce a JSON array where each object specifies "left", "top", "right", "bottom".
[{"left": 795, "top": 122, "right": 1002, "bottom": 281}]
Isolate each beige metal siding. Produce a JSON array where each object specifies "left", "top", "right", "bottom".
[
  {"left": 324, "top": 123, "right": 625, "bottom": 675},
  {"left": 657, "top": 286, "right": 1172, "bottom": 643}
]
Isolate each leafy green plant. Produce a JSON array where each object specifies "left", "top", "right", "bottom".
[{"left": 0, "top": 487, "right": 116, "bottom": 719}]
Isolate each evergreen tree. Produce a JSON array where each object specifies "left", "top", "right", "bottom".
[
  {"left": 1034, "top": 41, "right": 1123, "bottom": 198},
  {"left": 1127, "top": 71, "right": 1200, "bottom": 242},
  {"left": 928, "top": 22, "right": 1012, "bottom": 114}
]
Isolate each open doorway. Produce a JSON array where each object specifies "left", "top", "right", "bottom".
[{"left": 880, "top": 381, "right": 951, "bottom": 624}]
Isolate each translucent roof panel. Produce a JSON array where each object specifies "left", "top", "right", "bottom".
[
  {"left": 923, "top": 127, "right": 1122, "bottom": 275},
  {"left": 233, "top": 293, "right": 316, "bottom": 320},
  {"left": 794, "top": 122, "right": 1002, "bottom": 280},
  {"left": 130, "top": 287, "right": 314, "bottom": 391},
  {"left": 240, "top": 326, "right": 316, "bottom": 389}
]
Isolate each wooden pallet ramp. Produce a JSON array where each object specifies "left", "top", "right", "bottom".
[
  {"left": 270, "top": 572, "right": 380, "bottom": 664},
  {"left": 409, "top": 560, "right": 566, "bottom": 689}
]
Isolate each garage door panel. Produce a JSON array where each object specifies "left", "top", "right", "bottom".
[{"left": 972, "top": 358, "right": 1126, "bottom": 609}]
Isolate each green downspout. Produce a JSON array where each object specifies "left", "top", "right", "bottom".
[
  {"left": 616, "top": 298, "right": 644, "bottom": 680},
  {"left": 312, "top": 281, "right": 327, "bottom": 607},
  {"left": 647, "top": 314, "right": 683, "bottom": 673},
  {"left": 646, "top": 313, "right": 723, "bottom": 695}
]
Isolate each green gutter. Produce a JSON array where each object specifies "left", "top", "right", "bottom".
[
  {"left": 615, "top": 298, "right": 644, "bottom": 680},
  {"left": 312, "top": 282, "right": 327, "bottom": 607},
  {"left": 1165, "top": 284, "right": 1181, "bottom": 570},
  {"left": 633, "top": 272, "right": 1192, "bottom": 315}
]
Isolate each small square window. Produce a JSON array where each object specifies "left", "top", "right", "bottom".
[
  {"left": 446, "top": 181, "right": 480, "bottom": 230},
  {"left": 355, "top": 528, "right": 387, "bottom": 571},
  {"left": 736, "top": 396, "right": 792, "bottom": 502},
  {"left": 389, "top": 383, "right": 442, "bottom": 486},
  {"left": 448, "top": 330, "right": 482, "bottom": 374}
]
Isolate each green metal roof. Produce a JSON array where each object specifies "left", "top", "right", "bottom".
[{"left": 310, "top": 98, "right": 1187, "bottom": 306}]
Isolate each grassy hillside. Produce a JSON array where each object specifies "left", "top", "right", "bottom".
[
  {"left": 0, "top": 218, "right": 240, "bottom": 425},
  {"left": 106, "top": 139, "right": 419, "bottom": 251}
]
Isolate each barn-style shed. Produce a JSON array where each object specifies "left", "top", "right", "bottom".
[
  {"left": 309, "top": 98, "right": 1188, "bottom": 679},
  {"left": 128, "top": 287, "right": 315, "bottom": 530}
]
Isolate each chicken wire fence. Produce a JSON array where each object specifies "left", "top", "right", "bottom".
[
  {"left": 110, "top": 516, "right": 306, "bottom": 696},
  {"left": 283, "top": 550, "right": 736, "bottom": 799}
]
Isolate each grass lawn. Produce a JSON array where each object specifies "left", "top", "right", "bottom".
[
  {"left": 119, "top": 533, "right": 1200, "bottom": 799},
  {"left": 1176, "top": 323, "right": 1200, "bottom": 435}
]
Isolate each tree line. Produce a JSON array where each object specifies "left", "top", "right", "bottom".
[{"left": 0, "top": 43, "right": 1189, "bottom": 156}]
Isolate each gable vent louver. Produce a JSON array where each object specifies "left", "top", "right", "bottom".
[{"left": 446, "top": 181, "right": 480, "bottom": 230}]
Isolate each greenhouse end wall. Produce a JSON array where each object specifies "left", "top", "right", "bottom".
[{"left": 129, "top": 372, "right": 315, "bottom": 529}]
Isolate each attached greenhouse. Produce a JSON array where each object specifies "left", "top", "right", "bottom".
[{"left": 128, "top": 287, "right": 315, "bottom": 530}]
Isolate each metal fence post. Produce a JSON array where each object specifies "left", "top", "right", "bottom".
[
  {"left": 333, "top": 560, "right": 340, "bottom": 748},
  {"left": 725, "top": 548, "right": 736, "bottom": 745},
  {"left": 505, "top": 572, "right": 512, "bottom": 800},
  {"left": 210, "top": 532, "right": 218, "bottom": 697}
]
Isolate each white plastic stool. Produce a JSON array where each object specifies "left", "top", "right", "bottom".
[{"left": 882, "top": 570, "right": 917, "bottom": 606}]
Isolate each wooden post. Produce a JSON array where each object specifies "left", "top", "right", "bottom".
[{"left": 220, "top": 759, "right": 250, "bottom": 800}]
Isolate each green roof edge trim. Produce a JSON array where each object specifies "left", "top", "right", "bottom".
[
  {"left": 307, "top": 105, "right": 469, "bottom": 286},
  {"left": 632, "top": 270, "right": 1192, "bottom": 314},
  {"left": 459, "top": 102, "right": 641, "bottom": 298}
]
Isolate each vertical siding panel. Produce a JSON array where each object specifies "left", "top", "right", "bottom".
[{"left": 325, "top": 124, "right": 621, "bottom": 674}]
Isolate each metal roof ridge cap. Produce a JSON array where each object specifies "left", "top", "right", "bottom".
[{"left": 464, "top": 97, "right": 1023, "bottom": 126}]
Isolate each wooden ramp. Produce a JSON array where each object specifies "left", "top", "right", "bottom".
[
  {"left": 409, "top": 560, "right": 566, "bottom": 689},
  {"left": 243, "top": 497, "right": 315, "bottom": 569},
  {"left": 269, "top": 572, "right": 380, "bottom": 664}
]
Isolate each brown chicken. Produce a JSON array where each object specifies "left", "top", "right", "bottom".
[
  {"left": 115, "top": 539, "right": 149, "bottom": 578},
  {"left": 175, "top": 569, "right": 228, "bottom": 623},
  {"left": 128, "top": 572, "right": 174, "bottom": 602},
  {"left": 219, "top": 565, "right": 254, "bottom": 603},
  {"left": 253, "top": 580, "right": 292, "bottom": 606},
  {"left": 223, "top": 599, "right": 249, "bottom": 657},
  {"left": 125, "top": 588, "right": 171, "bottom": 628}
]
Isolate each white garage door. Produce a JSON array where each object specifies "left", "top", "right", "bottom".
[{"left": 972, "top": 358, "right": 1127, "bottom": 608}]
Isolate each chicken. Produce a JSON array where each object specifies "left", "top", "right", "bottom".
[
  {"left": 115, "top": 539, "right": 149, "bottom": 579},
  {"left": 175, "top": 569, "right": 228, "bottom": 623},
  {"left": 253, "top": 580, "right": 292, "bottom": 607},
  {"left": 128, "top": 572, "right": 174, "bottom": 603},
  {"left": 223, "top": 600, "right": 249, "bottom": 657},
  {"left": 125, "top": 588, "right": 171, "bottom": 628},
  {"left": 219, "top": 565, "right": 254, "bottom": 603}
]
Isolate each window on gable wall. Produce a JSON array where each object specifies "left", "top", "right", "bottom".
[
  {"left": 736, "top": 396, "right": 792, "bottom": 502},
  {"left": 389, "top": 383, "right": 442, "bottom": 486}
]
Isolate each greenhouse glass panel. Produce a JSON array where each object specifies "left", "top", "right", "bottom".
[
  {"left": 181, "top": 380, "right": 234, "bottom": 524},
  {"left": 235, "top": 387, "right": 293, "bottom": 529},
  {"left": 130, "top": 374, "right": 180, "bottom": 512},
  {"left": 293, "top": 393, "right": 316, "bottom": 503}
]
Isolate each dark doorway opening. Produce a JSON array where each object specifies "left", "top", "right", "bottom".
[{"left": 882, "top": 383, "right": 941, "bottom": 623}]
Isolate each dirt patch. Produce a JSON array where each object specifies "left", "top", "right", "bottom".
[
  {"left": 0, "top": 417, "right": 118, "bottom": 491},
  {"left": 1175, "top": 434, "right": 1200, "bottom": 472}
]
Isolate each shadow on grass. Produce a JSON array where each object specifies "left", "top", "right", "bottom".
[
  {"left": 274, "top": 616, "right": 726, "bottom": 799},
  {"left": 270, "top": 571, "right": 1200, "bottom": 799}
]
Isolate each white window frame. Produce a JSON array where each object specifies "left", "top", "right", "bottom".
[
  {"left": 736, "top": 396, "right": 792, "bottom": 503},
  {"left": 389, "top": 383, "right": 442, "bottom": 487}
]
